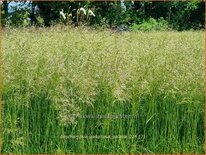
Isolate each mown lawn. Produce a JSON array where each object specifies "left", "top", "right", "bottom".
[{"left": 2, "top": 26, "right": 205, "bottom": 154}]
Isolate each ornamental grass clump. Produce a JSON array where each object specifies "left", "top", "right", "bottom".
[{"left": 2, "top": 26, "right": 204, "bottom": 154}]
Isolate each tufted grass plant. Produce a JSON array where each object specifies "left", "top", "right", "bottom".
[{"left": 2, "top": 26, "right": 205, "bottom": 154}]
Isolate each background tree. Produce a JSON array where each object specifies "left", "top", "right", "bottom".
[{"left": 1, "top": 1, "right": 205, "bottom": 30}]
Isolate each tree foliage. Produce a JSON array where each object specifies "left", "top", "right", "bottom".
[{"left": 1, "top": 1, "right": 205, "bottom": 30}]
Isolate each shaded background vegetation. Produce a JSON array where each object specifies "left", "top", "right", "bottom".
[{"left": 1, "top": 1, "right": 205, "bottom": 31}]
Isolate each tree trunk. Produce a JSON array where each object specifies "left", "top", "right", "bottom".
[
  {"left": 38, "top": 3, "right": 51, "bottom": 26},
  {"left": 30, "top": 2, "right": 37, "bottom": 25},
  {"left": 3, "top": 1, "right": 8, "bottom": 19}
]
